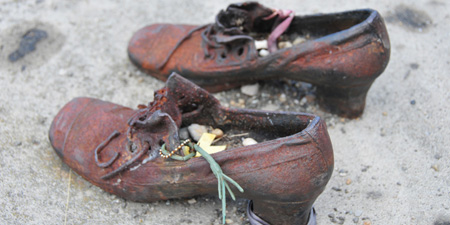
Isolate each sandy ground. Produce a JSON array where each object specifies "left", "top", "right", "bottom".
[{"left": 0, "top": 0, "right": 449, "bottom": 224}]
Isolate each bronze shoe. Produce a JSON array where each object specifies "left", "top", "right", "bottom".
[
  {"left": 128, "top": 2, "right": 390, "bottom": 118},
  {"left": 49, "top": 73, "right": 334, "bottom": 225}
]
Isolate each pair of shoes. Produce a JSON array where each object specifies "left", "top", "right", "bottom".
[
  {"left": 128, "top": 2, "right": 390, "bottom": 118},
  {"left": 49, "top": 73, "right": 333, "bottom": 225},
  {"left": 49, "top": 1, "right": 391, "bottom": 224}
]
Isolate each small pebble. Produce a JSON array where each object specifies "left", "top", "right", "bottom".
[
  {"left": 363, "top": 221, "right": 372, "bottom": 225},
  {"left": 410, "top": 100, "right": 416, "bottom": 105},
  {"left": 278, "top": 41, "right": 293, "bottom": 49},
  {"left": 188, "top": 124, "right": 208, "bottom": 141},
  {"left": 187, "top": 198, "right": 197, "bottom": 204},
  {"left": 254, "top": 40, "right": 268, "bottom": 49},
  {"left": 354, "top": 210, "right": 363, "bottom": 217},
  {"left": 225, "top": 218, "right": 234, "bottom": 224},
  {"left": 166, "top": 200, "right": 171, "bottom": 205},
  {"left": 346, "top": 178, "right": 352, "bottom": 185},
  {"left": 434, "top": 153, "right": 442, "bottom": 160},
  {"left": 241, "top": 83, "right": 260, "bottom": 96},
  {"left": 293, "top": 37, "right": 306, "bottom": 45},
  {"left": 179, "top": 127, "right": 190, "bottom": 140},
  {"left": 382, "top": 112, "right": 388, "bottom": 116},
  {"left": 211, "top": 128, "right": 224, "bottom": 138},
  {"left": 431, "top": 164, "right": 439, "bottom": 172},
  {"left": 242, "top": 138, "right": 258, "bottom": 146},
  {"left": 259, "top": 49, "right": 269, "bottom": 57},
  {"left": 353, "top": 217, "right": 359, "bottom": 223},
  {"left": 339, "top": 169, "right": 348, "bottom": 176},
  {"left": 300, "top": 97, "right": 308, "bottom": 105},
  {"left": 332, "top": 187, "right": 342, "bottom": 192},
  {"left": 337, "top": 216, "right": 345, "bottom": 224},
  {"left": 279, "top": 93, "right": 287, "bottom": 102}
]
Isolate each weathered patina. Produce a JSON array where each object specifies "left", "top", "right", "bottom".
[
  {"left": 128, "top": 2, "right": 390, "bottom": 118},
  {"left": 49, "top": 73, "right": 334, "bottom": 225}
]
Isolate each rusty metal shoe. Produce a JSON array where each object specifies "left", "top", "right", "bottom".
[
  {"left": 128, "top": 2, "right": 390, "bottom": 118},
  {"left": 49, "top": 73, "right": 333, "bottom": 225}
]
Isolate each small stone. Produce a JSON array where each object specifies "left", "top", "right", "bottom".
[
  {"left": 293, "top": 37, "right": 306, "bottom": 45},
  {"left": 241, "top": 83, "right": 260, "bottom": 96},
  {"left": 410, "top": 63, "right": 419, "bottom": 70},
  {"left": 300, "top": 97, "right": 308, "bottom": 105},
  {"left": 382, "top": 112, "right": 388, "bottom": 116},
  {"left": 179, "top": 127, "right": 190, "bottom": 140},
  {"left": 187, "top": 198, "right": 197, "bottom": 204},
  {"left": 363, "top": 221, "right": 372, "bottom": 225},
  {"left": 225, "top": 219, "right": 233, "bottom": 224},
  {"left": 242, "top": 138, "right": 258, "bottom": 146},
  {"left": 339, "top": 169, "right": 348, "bottom": 176},
  {"left": 328, "top": 213, "right": 335, "bottom": 218},
  {"left": 254, "top": 40, "right": 268, "bottom": 49},
  {"left": 410, "top": 100, "right": 416, "bottom": 105},
  {"left": 278, "top": 41, "right": 293, "bottom": 49},
  {"left": 354, "top": 210, "right": 363, "bottom": 217},
  {"left": 337, "top": 216, "right": 345, "bottom": 224},
  {"left": 353, "top": 217, "right": 359, "bottom": 223},
  {"left": 346, "top": 178, "right": 352, "bottom": 185},
  {"left": 238, "top": 99, "right": 245, "bottom": 106},
  {"left": 188, "top": 124, "right": 208, "bottom": 141},
  {"left": 434, "top": 153, "right": 442, "bottom": 160},
  {"left": 431, "top": 164, "right": 439, "bottom": 172},
  {"left": 332, "top": 187, "right": 342, "bottom": 192},
  {"left": 166, "top": 200, "right": 171, "bottom": 205},
  {"left": 279, "top": 93, "right": 287, "bottom": 102},
  {"left": 211, "top": 128, "right": 224, "bottom": 138},
  {"left": 258, "top": 49, "right": 269, "bottom": 57}
]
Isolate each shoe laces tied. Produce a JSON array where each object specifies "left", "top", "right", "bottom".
[
  {"left": 158, "top": 4, "right": 295, "bottom": 70},
  {"left": 94, "top": 95, "right": 183, "bottom": 180}
]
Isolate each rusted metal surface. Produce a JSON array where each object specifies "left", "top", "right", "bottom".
[
  {"left": 49, "top": 73, "right": 334, "bottom": 225},
  {"left": 128, "top": 2, "right": 390, "bottom": 118}
]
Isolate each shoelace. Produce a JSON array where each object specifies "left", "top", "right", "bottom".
[
  {"left": 157, "top": 8, "right": 295, "bottom": 70},
  {"left": 160, "top": 140, "right": 244, "bottom": 225},
  {"left": 93, "top": 102, "right": 244, "bottom": 224}
]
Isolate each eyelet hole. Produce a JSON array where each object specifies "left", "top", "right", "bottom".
[
  {"left": 221, "top": 52, "right": 227, "bottom": 59},
  {"left": 237, "top": 47, "right": 244, "bottom": 56}
]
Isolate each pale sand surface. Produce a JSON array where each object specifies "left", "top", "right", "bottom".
[{"left": 0, "top": 0, "right": 449, "bottom": 224}]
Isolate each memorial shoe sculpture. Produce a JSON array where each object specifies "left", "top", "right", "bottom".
[
  {"left": 49, "top": 73, "right": 334, "bottom": 225},
  {"left": 128, "top": 2, "right": 390, "bottom": 118}
]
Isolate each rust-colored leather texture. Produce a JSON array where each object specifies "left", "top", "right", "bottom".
[
  {"left": 128, "top": 2, "right": 390, "bottom": 118},
  {"left": 49, "top": 73, "right": 334, "bottom": 225}
]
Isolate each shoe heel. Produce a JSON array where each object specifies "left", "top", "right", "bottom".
[
  {"left": 251, "top": 199, "right": 313, "bottom": 225},
  {"left": 315, "top": 83, "right": 372, "bottom": 118}
]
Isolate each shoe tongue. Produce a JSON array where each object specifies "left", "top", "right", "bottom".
[{"left": 215, "top": 2, "right": 274, "bottom": 34}]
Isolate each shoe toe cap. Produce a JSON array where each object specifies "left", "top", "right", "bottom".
[
  {"left": 127, "top": 24, "right": 197, "bottom": 73},
  {"left": 48, "top": 97, "right": 93, "bottom": 158}
]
